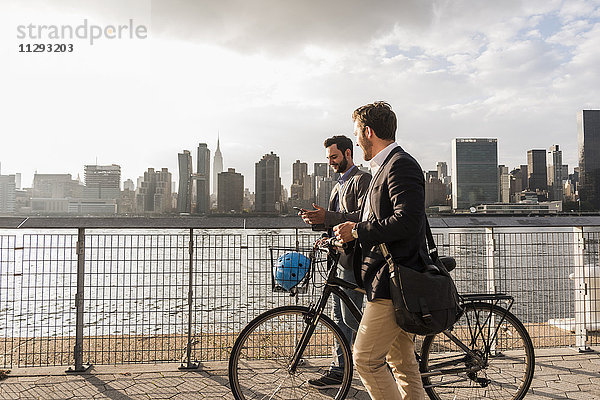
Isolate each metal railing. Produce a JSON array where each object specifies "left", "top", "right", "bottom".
[{"left": 1, "top": 216, "right": 600, "bottom": 369}]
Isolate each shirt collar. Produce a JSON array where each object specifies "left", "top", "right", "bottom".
[
  {"left": 369, "top": 142, "right": 399, "bottom": 175},
  {"left": 337, "top": 165, "right": 356, "bottom": 186}
]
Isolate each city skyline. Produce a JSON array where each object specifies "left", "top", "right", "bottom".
[
  {"left": 0, "top": 131, "right": 593, "bottom": 214},
  {"left": 0, "top": 130, "right": 591, "bottom": 193},
  {"left": 1, "top": 1, "right": 599, "bottom": 192}
]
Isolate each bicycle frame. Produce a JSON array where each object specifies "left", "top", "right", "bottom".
[
  {"left": 287, "top": 250, "right": 364, "bottom": 373},
  {"left": 287, "top": 245, "right": 517, "bottom": 383}
]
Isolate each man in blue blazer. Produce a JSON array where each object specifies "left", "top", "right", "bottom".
[{"left": 335, "top": 102, "right": 427, "bottom": 399}]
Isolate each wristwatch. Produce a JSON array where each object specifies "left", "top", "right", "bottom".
[{"left": 351, "top": 224, "right": 359, "bottom": 239}]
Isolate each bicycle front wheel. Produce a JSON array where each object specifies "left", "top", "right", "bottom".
[
  {"left": 228, "top": 305, "right": 353, "bottom": 400},
  {"left": 420, "top": 302, "right": 535, "bottom": 400}
]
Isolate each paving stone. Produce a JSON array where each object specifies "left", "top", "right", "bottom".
[
  {"left": 566, "top": 391, "right": 600, "bottom": 400},
  {"left": 93, "top": 390, "right": 135, "bottom": 399},
  {"left": 125, "top": 382, "right": 160, "bottom": 395},
  {"left": 171, "top": 394, "right": 200, "bottom": 400},
  {"left": 559, "top": 373, "right": 593, "bottom": 384},
  {"left": 530, "top": 388, "right": 574, "bottom": 399},
  {"left": 529, "top": 378, "right": 551, "bottom": 388},
  {"left": 550, "top": 360, "right": 584, "bottom": 369},
  {"left": 107, "top": 379, "right": 137, "bottom": 390},
  {"left": 578, "top": 384, "right": 600, "bottom": 395},
  {"left": 44, "top": 390, "right": 77, "bottom": 400},
  {"left": 546, "top": 380, "right": 581, "bottom": 393},
  {"left": 151, "top": 377, "right": 186, "bottom": 388},
  {"left": 173, "top": 379, "right": 206, "bottom": 393},
  {"left": 147, "top": 393, "right": 177, "bottom": 399}
]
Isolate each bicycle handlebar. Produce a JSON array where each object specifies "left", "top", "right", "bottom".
[{"left": 315, "top": 236, "right": 345, "bottom": 251}]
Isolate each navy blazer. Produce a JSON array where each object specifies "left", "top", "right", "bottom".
[{"left": 355, "top": 146, "right": 429, "bottom": 301}]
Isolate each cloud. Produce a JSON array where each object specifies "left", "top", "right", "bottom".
[
  {"left": 1, "top": 0, "right": 599, "bottom": 192},
  {"left": 150, "top": 0, "right": 433, "bottom": 54}
]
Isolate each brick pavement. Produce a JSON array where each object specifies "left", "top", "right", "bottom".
[{"left": 1, "top": 348, "right": 599, "bottom": 399}]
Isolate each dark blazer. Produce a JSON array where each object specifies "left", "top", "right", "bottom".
[
  {"left": 323, "top": 166, "right": 371, "bottom": 270},
  {"left": 355, "top": 146, "right": 429, "bottom": 301}
]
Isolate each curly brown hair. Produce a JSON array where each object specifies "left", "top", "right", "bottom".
[{"left": 352, "top": 101, "right": 396, "bottom": 141}]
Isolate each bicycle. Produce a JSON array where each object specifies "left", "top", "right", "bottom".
[{"left": 228, "top": 237, "right": 535, "bottom": 400}]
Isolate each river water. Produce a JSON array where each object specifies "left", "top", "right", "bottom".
[{"left": 0, "top": 226, "right": 598, "bottom": 338}]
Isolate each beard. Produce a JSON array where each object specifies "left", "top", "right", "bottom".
[
  {"left": 358, "top": 131, "right": 373, "bottom": 161},
  {"left": 333, "top": 157, "right": 349, "bottom": 173}
]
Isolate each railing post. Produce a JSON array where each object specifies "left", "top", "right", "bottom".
[
  {"left": 67, "top": 228, "right": 91, "bottom": 373},
  {"left": 485, "top": 227, "right": 496, "bottom": 294},
  {"left": 484, "top": 227, "right": 497, "bottom": 352},
  {"left": 572, "top": 226, "right": 591, "bottom": 352},
  {"left": 180, "top": 228, "right": 198, "bottom": 369}
]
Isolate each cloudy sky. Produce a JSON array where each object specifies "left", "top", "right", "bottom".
[{"left": 1, "top": 0, "right": 599, "bottom": 193}]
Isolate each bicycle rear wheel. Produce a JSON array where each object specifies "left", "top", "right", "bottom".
[
  {"left": 420, "top": 302, "right": 535, "bottom": 400},
  {"left": 228, "top": 305, "right": 353, "bottom": 399}
]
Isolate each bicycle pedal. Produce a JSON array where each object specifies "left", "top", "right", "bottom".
[{"left": 476, "top": 377, "right": 491, "bottom": 387}]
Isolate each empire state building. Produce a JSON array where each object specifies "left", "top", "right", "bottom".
[{"left": 213, "top": 136, "right": 223, "bottom": 196}]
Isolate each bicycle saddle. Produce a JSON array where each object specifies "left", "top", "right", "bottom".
[{"left": 439, "top": 256, "right": 456, "bottom": 272}]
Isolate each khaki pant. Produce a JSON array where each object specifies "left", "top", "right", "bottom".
[{"left": 353, "top": 299, "right": 425, "bottom": 400}]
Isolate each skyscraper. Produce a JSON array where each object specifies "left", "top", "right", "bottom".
[
  {"left": 452, "top": 138, "right": 498, "bottom": 210},
  {"left": 578, "top": 110, "right": 600, "bottom": 209},
  {"left": 313, "top": 162, "right": 334, "bottom": 206},
  {"left": 0, "top": 175, "right": 16, "bottom": 214},
  {"left": 291, "top": 160, "right": 313, "bottom": 208},
  {"left": 218, "top": 168, "right": 244, "bottom": 213},
  {"left": 292, "top": 160, "right": 308, "bottom": 185},
  {"left": 123, "top": 179, "right": 135, "bottom": 192},
  {"left": 213, "top": 137, "right": 223, "bottom": 196},
  {"left": 177, "top": 150, "right": 193, "bottom": 213},
  {"left": 137, "top": 168, "right": 172, "bottom": 213},
  {"left": 519, "top": 164, "right": 528, "bottom": 191},
  {"left": 498, "top": 165, "right": 511, "bottom": 203},
  {"left": 437, "top": 161, "right": 449, "bottom": 184},
  {"left": 33, "top": 174, "right": 83, "bottom": 198},
  {"left": 527, "top": 149, "right": 547, "bottom": 192},
  {"left": 547, "top": 145, "right": 563, "bottom": 202},
  {"left": 255, "top": 152, "right": 281, "bottom": 213},
  {"left": 424, "top": 174, "right": 447, "bottom": 207},
  {"left": 196, "top": 143, "right": 211, "bottom": 213},
  {"left": 313, "top": 163, "right": 329, "bottom": 179},
  {"left": 84, "top": 164, "right": 121, "bottom": 200}
]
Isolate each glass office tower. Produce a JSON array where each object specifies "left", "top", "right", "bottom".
[
  {"left": 452, "top": 138, "right": 498, "bottom": 210},
  {"left": 578, "top": 110, "right": 600, "bottom": 210}
]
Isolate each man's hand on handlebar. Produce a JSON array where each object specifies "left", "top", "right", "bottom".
[
  {"left": 333, "top": 221, "right": 356, "bottom": 243},
  {"left": 315, "top": 236, "right": 344, "bottom": 251}
]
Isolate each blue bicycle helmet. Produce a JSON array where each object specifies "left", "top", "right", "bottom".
[{"left": 273, "top": 252, "right": 310, "bottom": 291}]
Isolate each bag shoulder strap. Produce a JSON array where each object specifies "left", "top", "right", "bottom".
[
  {"left": 380, "top": 243, "right": 406, "bottom": 295},
  {"left": 424, "top": 217, "right": 439, "bottom": 263}
]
